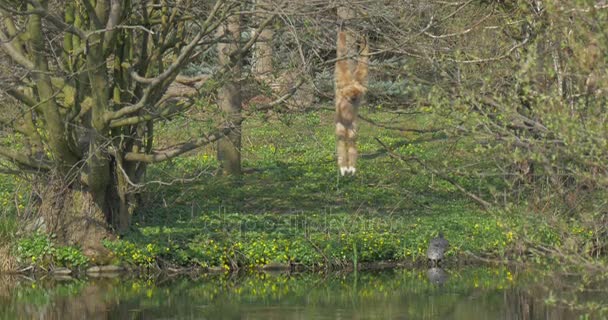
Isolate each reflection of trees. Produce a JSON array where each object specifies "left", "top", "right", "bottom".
[
  {"left": 0, "top": 270, "right": 586, "bottom": 319},
  {"left": 503, "top": 288, "right": 578, "bottom": 320},
  {"left": 0, "top": 278, "right": 112, "bottom": 320},
  {"left": 48, "top": 284, "right": 110, "bottom": 320}
]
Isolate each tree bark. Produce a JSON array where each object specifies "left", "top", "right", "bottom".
[
  {"left": 26, "top": 5, "right": 78, "bottom": 171},
  {"left": 216, "top": 11, "right": 242, "bottom": 176},
  {"left": 253, "top": 0, "right": 274, "bottom": 79},
  {"left": 37, "top": 180, "right": 113, "bottom": 260}
]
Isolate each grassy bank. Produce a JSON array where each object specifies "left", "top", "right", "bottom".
[
  {"left": 0, "top": 178, "right": 19, "bottom": 272},
  {"left": 2, "top": 109, "right": 573, "bottom": 272},
  {"left": 101, "top": 109, "right": 560, "bottom": 270}
]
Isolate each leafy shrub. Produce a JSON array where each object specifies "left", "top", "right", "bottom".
[
  {"left": 16, "top": 233, "right": 54, "bottom": 267},
  {"left": 53, "top": 246, "right": 89, "bottom": 269},
  {"left": 16, "top": 233, "right": 89, "bottom": 269},
  {"left": 104, "top": 240, "right": 159, "bottom": 267}
]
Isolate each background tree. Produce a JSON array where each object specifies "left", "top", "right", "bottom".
[
  {"left": 216, "top": 6, "right": 242, "bottom": 176},
  {"left": 252, "top": 0, "right": 274, "bottom": 80}
]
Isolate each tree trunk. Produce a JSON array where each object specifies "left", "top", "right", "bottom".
[
  {"left": 33, "top": 157, "right": 138, "bottom": 258},
  {"left": 36, "top": 180, "right": 113, "bottom": 259},
  {"left": 253, "top": 0, "right": 274, "bottom": 79},
  {"left": 216, "top": 12, "right": 242, "bottom": 176}
]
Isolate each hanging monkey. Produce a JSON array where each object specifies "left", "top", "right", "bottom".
[{"left": 335, "top": 31, "right": 368, "bottom": 176}]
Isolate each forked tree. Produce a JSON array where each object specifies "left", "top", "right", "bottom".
[{"left": 0, "top": 0, "right": 273, "bottom": 255}]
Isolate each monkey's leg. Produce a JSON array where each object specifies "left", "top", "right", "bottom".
[
  {"left": 336, "top": 122, "right": 349, "bottom": 176},
  {"left": 346, "top": 123, "right": 358, "bottom": 174}
]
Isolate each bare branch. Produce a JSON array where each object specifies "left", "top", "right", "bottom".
[
  {"left": 424, "top": 10, "right": 492, "bottom": 39},
  {"left": 103, "top": 0, "right": 124, "bottom": 53},
  {"left": 358, "top": 114, "right": 442, "bottom": 133},
  {"left": 112, "top": 0, "right": 227, "bottom": 122},
  {"left": 123, "top": 127, "right": 234, "bottom": 163},
  {"left": 0, "top": 29, "right": 35, "bottom": 69},
  {"left": 0, "top": 145, "right": 50, "bottom": 170},
  {"left": 446, "top": 33, "right": 529, "bottom": 64},
  {"left": 375, "top": 137, "right": 491, "bottom": 209}
]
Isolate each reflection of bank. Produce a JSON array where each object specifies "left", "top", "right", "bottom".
[
  {"left": 2, "top": 268, "right": 585, "bottom": 320},
  {"left": 427, "top": 267, "right": 449, "bottom": 286}
]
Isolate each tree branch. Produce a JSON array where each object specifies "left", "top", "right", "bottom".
[
  {"left": 102, "top": 0, "right": 124, "bottom": 54},
  {"left": 123, "top": 126, "right": 234, "bottom": 163},
  {"left": 231, "top": 7, "right": 277, "bottom": 60},
  {"left": 110, "top": 0, "right": 227, "bottom": 122},
  {"left": 375, "top": 137, "right": 491, "bottom": 209},
  {"left": 358, "top": 114, "right": 442, "bottom": 133},
  {"left": 0, "top": 28, "right": 35, "bottom": 69},
  {"left": 6, "top": 88, "right": 38, "bottom": 108},
  {"left": 26, "top": 0, "right": 87, "bottom": 38},
  {"left": 0, "top": 145, "right": 50, "bottom": 170}
]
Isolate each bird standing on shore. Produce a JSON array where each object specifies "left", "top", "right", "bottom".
[{"left": 427, "top": 232, "right": 449, "bottom": 266}]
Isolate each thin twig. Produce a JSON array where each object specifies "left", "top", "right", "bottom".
[{"left": 375, "top": 137, "right": 492, "bottom": 209}]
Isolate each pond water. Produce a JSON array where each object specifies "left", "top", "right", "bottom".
[{"left": 0, "top": 266, "right": 597, "bottom": 319}]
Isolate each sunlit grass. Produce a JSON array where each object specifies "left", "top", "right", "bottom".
[{"left": 108, "top": 109, "right": 544, "bottom": 268}]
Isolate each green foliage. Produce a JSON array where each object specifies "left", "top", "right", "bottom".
[
  {"left": 105, "top": 207, "right": 523, "bottom": 269},
  {"left": 0, "top": 214, "right": 17, "bottom": 244},
  {"left": 16, "top": 233, "right": 54, "bottom": 267},
  {"left": 53, "top": 246, "right": 89, "bottom": 269},
  {"left": 0, "top": 176, "right": 25, "bottom": 243},
  {"left": 103, "top": 240, "right": 159, "bottom": 267},
  {"left": 16, "top": 234, "right": 89, "bottom": 269},
  {"left": 98, "top": 109, "right": 574, "bottom": 269}
]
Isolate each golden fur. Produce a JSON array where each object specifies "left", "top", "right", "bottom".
[{"left": 335, "top": 31, "right": 368, "bottom": 176}]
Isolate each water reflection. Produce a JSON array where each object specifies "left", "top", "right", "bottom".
[
  {"left": 0, "top": 267, "right": 589, "bottom": 320},
  {"left": 426, "top": 267, "right": 448, "bottom": 286}
]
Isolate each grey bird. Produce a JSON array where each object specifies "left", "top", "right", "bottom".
[{"left": 427, "top": 232, "right": 449, "bottom": 266}]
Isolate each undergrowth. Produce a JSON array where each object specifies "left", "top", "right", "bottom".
[
  {"left": 0, "top": 110, "right": 592, "bottom": 271},
  {"left": 104, "top": 110, "right": 563, "bottom": 269}
]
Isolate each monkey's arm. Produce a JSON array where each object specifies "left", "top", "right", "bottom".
[
  {"left": 354, "top": 37, "right": 368, "bottom": 86},
  {"left": 335, "top": 31, "right": 352, "bottom": 90}
]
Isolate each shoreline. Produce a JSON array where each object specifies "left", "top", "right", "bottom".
[{"left": 0, "top": 251, "right": 511, "bottom": 278}]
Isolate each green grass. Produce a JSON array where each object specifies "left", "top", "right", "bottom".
[
  {"left": 147, "top": 110, "right": 465, "bottom": 216},
  {"left": 0, "top": 177, "right": 21, "bottom": 245},
  {"left": 0, "top": 109, "right": 566, "bottom": 270},
  {"left": 106, "top": 109, "right": 547, "bottom": 269}
]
